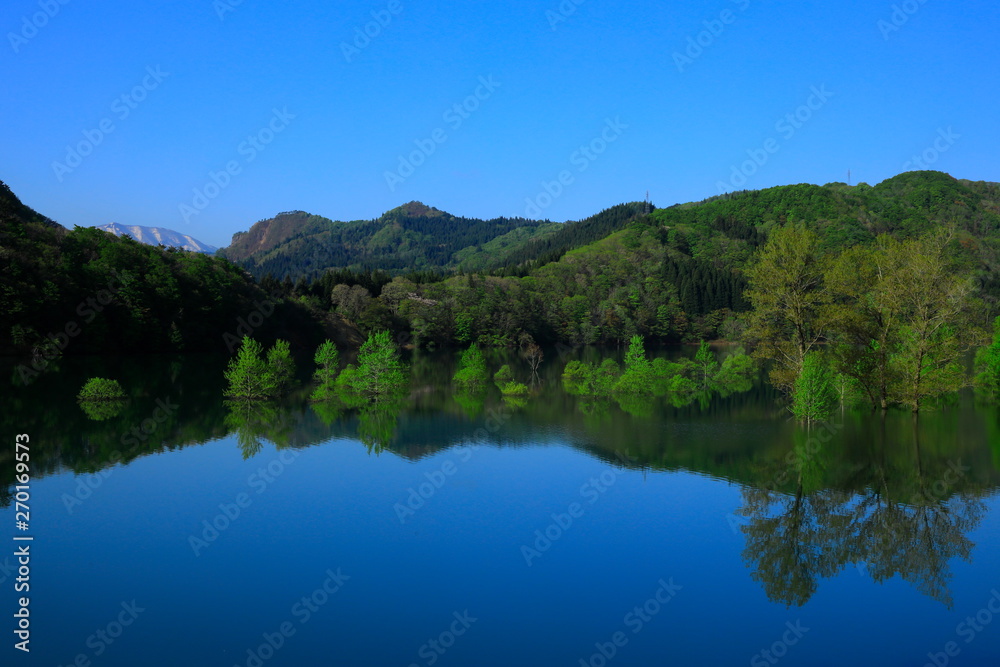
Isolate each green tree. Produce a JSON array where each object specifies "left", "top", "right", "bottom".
[
  {"left": 311, "top": 340, "right": 341, "bottom": 401},
  {"left": 744, "top": 225, "right": 829, "bottom": 393},
  {"left": 791, "top": 353, "right": 838, "bottom": 424},
  {"left": 615, "top": 335, "right": 653, "bottom": 394},
  {"left": 344, "top": 331, "right": 407, "bottom": 396},
  {"left": 974, "top": 316, "right": 1000, "bottom": 398},
  {"left": 77, "top": 377, "right": 126, "bottom": 402},
  {"left": 694, "top": 340, "right": 718, "bottom": 388},
  {"left": 453, "top": 343, "right": 489, "bottom": 387},
  {"left": 494, "top": 364, "right": 514, "bottom": 385},
  {"left": 880, "top": 231, "right": 980, "bottom": 412},
  {"left": 225, "top": 337, "right": 277, "bottom": 400},
  {"left": 267, "top": 339, "right": 295, "bottom": 391}
]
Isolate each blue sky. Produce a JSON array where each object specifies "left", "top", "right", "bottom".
[{"left": 2, "top": 0, "right": 998, "bottom": 248}]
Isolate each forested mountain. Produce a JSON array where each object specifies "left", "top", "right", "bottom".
[
  {"left": 0, "top": 180, "right": 360, "bottom": 368},
  {"left": 216, "top": 200, "right": 649, "bottom": 280},
  {"left": 292, "top": 172, "right": 1000, "bottom": 348},
  {"left": 4, "top": 171, "right": 999, "bottom": 361}
]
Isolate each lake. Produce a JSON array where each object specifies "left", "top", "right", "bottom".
[{"left": 3, "top": 348, "right": 1000, "bottom": 666}]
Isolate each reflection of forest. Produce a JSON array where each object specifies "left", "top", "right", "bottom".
[{"left": 737, "top": 427, "right": 990, "bottom": 608}]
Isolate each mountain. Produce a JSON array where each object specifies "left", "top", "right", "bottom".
[
  {"left": 216, "top": 201, "right": 649, "bottom": 280},
  {"left": 334, "top": 171, "right": 1000, "bottom": 347},
  {"left": 95, "top": 223, "right": 218, "bottom": 254},
  {"left": 0, "top": 182, "right": 360, "bottom": 358}
]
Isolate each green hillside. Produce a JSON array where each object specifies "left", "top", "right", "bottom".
[
  {"left": 0, "top": 180, "right": 360, "bottom": 366},
  {"left": 307, "top": 172, "right": 1000, "bottom": 347},
  {"left": 216, "top": 200, "right": 650, "bottom": 280}
]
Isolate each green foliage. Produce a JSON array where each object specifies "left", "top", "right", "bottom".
[
  {"left": 791, "top": 353, "right": 838, "bottom": 424},
  {"left": 224, "top": 337, "right": 278, "bottom": 400},
  {"left": 453, "top": 343, "right": 489, "bottom": 387},
  {"left": 614, "top": 335, "right": 654, "bottom": 395},
  {"left": 311, "top": 340, "right": 341, "bottom": 401},
  {"left": 266, "top": 339, "right": 294, "bottom": 390},
  {"left": 493, "top": 364, "right": 514, "bottom": 384},
  {"left": 713, "top": 350, "right": 757, "bottom": 394},
  {"left": 561, "top": 360, "right": 593, "bottom": 394},
  {"left": 339, "top": 331, "right": 407, "bottom": 396},
  {"left": 694, "top": 340, "right": 719, "bottom": 388},
  {"left": 974, "top": 316, "right": 1000, "bottom": 398},
  {"left": 499, "top": 381, "right": 529, "bottom": 396},
  {"left": 77, "top": 377, "right": 126, "bottom": 402}
]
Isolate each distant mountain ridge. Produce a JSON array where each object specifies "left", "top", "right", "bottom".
[
  {"left": 96, "top": 223, "right": 217, "bottom": 254},
  {"left": 217, "top": 200, "right": 649, "bottom": 280}
]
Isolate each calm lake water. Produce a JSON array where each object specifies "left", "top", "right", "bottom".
[{"left": 3, "top": 348, "right": 1000, "bottom": 666}]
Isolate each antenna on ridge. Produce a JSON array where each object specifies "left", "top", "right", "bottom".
[
  {"left": 847, "top": 169, "right": 852, "bottom": 186},
  {"left": 644, "top": 190, "right": 650, "bottom": 215}
]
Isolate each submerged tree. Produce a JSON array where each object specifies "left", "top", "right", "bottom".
[
  {"left": 791, "top": 353, "right": 838, "bottom": 424},
  {"left": 266, "top": 339, "right": 295, "bottom": 391},
  {"left": 311, "top": 339, "right": 341, "bottom": 401},
  {"left": 453, "top": 343, "right": 489, "bottom": 387},
  {"left": 974, "top": 316, "right": 1000, "bottom": 399},
  {"left": 224, "top": 337, "right": 277, "bottom": 400},
  {"left": 743, "top": 224, "right": 829, "bottom": 393},
  {"left": 339, "top": 331, "right": 407, "bottom": 397}
]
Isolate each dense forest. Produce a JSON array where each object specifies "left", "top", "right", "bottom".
[
  {"left": 275, "top": 172, "right": 1000, "bottom": 349},
  {"left": 3, "top": 171, "right": 1000, "bottom": 386},
  {"left": 0, "top": 180, "right": 359, "bottom": 378}
]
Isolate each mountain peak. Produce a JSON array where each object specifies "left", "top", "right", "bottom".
[
  {"left": 95, "top": 223, "right": 218, "bottom": 254},
  {"left": 386, "top": 201, "right": 446, "bottom": 219}
]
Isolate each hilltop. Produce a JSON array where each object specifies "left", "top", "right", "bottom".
[{"left": 216, "top": 201, "right": 648, "bottom": 280}]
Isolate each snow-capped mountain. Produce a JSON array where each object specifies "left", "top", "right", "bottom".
[{"left": 95, "top": 223, "right": 218, "bottom": 254}]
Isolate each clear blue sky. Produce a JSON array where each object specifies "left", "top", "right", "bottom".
[{"left": 2, "top": 0, "right": 998, "bottom": 248}]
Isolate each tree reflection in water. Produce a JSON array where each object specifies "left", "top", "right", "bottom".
[{"left": 738, "top": 424, "right": 988, "bottom": 608}]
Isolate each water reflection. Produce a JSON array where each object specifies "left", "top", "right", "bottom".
[
  {"left": 738, "top": 423, "right": 990, "bottom": 608},
  {"left": 2, "top": 350, "right": 999, "bottom": 610}
]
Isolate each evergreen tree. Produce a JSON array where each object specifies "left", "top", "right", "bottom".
[
  {"left": 266, "top": 339, "right": 295, "bottom": 390},
  {"left": 343, "top": 331, "right": 407, "bottom": 396},
  {"left": 225, "top": 337, "right": 277, "bottom": 400},
  {"left": 311, "top": 340, "right": 341, "bottom": 401}
]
